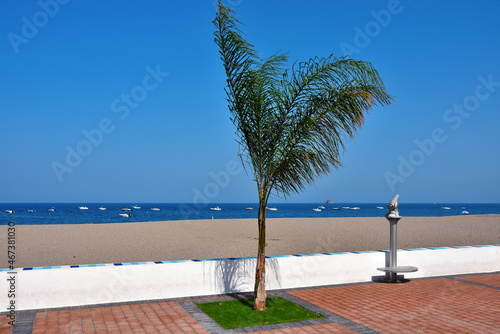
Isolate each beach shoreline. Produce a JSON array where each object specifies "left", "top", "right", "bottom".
[{"left": 1, "top": 215, "right": 499, "bottom": 268}]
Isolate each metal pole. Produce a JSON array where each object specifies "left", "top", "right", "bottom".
[
  {"left": 386, "top": 194, "right": 401, "bottom": 282},
  {"left": 377, "top": 194, "right": 418, "bottom": 282},
  {"left": 389, "top": 219, "right": 398, "bottom": 282}
]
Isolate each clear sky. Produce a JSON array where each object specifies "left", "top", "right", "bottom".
[{"left": 1, "top": 0, "right": 499, "bottom": 204}]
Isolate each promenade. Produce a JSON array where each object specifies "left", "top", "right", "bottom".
[
  {"left": 2, "top": 216, "right": 499, "bottom": 268},
  {"left": 2, "top": 272, "right": 499, "bottom": 334}
]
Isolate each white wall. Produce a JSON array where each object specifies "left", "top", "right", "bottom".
[{"left": 1, "top": 245, "right": 499, "bottom": 311}]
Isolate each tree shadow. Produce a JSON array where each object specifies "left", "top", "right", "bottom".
[{"left": 215, "top": 257, "right": 281, "bottom": 294}]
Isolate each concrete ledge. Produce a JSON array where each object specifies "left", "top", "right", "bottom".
[{"left": 1, "top": 245, "right": 499, "bottom": 311}]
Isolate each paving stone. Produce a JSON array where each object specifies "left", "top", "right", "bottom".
[{"left": 1, "top": 272, "right": 499, "bottom": 334}]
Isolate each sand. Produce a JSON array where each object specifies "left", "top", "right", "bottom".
[{"left": 1, "top": 215, "right": 499, "bottom": 268}]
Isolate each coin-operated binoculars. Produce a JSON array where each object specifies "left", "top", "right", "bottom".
[{"left": 377, "top": 194, "right": 418, "bottom": 282}]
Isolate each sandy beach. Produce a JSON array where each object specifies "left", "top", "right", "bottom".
[{"left": 1, "top": 215, "right": 499, "bottom": 268}]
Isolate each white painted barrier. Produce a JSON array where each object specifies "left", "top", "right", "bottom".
[{"left": 1, "top": 245, "right": 499, "bottom": 311}]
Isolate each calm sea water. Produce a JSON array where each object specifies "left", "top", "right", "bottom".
[{"left": 1, "top": 203, "right": 499, "bottom": 225}]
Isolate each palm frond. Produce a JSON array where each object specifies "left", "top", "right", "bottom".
[
  {"left": 214, "top": 1, "right": 394, "bottom": 200},
  {"left": 269, "top": 56, "right": 393, "bottom": 197}
]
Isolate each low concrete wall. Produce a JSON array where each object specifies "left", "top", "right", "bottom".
[{"left": 1, "top": 245, "right": 499, "bottom": 311}]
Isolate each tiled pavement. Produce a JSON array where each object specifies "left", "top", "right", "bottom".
[{"left": 1, "top": 272, "right": 499, "bottom": 334}]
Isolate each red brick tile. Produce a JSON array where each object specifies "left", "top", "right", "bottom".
[
  {"left": 14, "top": 273, "right": 500, "bottom": 334},
  {"left": 0, "top": 325, "right": 13, "bottom": 334},
  {"left": 459, "top": 273, "right": 500, "bottom": 288},
  {"left": 290, "top": 276, "right": 500, "bottom": 334}
]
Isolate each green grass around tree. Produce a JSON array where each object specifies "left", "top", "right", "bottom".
[{"left": 196, "top": 296, "right": 325, "bottom": 329}]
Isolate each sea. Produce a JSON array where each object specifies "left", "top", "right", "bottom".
[{"left": 1, "top": 203, "right": 499, "bottom": 225}]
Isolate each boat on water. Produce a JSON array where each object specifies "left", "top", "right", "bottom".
[
  {"left": 210, "top": 206, "right": 221, "bottom": 211},
  {"left": 246, "top": 207, "right": 254, "bottom": 210},
  {"left": 376, "top": 206, "right": 384, "bottom": 209},
  {"left": 98, "top": 207, "right": 106, "bottom": 211},
  {"left": 122, "top": 208, "right": 132, "bottom": 211},
  {"left": 27, "top": 209, "right": 36, "bottom": 212},
  {"left": 151, "top": 208, "right": 160, "bottom": 211},
  {"left": 267, "top": 207, "right": 278, "bottom": 211},
  {"left": 48, "top": 208, "right": 55, "bottom": 212},
  {"left": 332, "top": 207, "right": 341, "bottom": 210},
  {"left": 119, "top": 213, "right": 131, "bottom": 217},
  {"left": 5, "top": 210, "right": 14, "bottom": 214},
  {"left": 132, "top": 205, "right": 141, "bottom": 209},
  {"left": 442, "top": 207, "right": 451, "bottom": 210},
  {"left": 318, "top": 206, "right": 326, "bottom": 210},
  {"left": 312, "top": 208, "right": 322, "bottom": 212},
  {"left": 78, "top": 206, "right": 88, "bottom": 210},
  {"left": 462, "top": 210, "right": 470, "bottom": 215},
  {"left": 350, "top": 207, "right": 360, "bottom": 210},
  {"left": 343, "top": 206, "right": 350, "bottom": 209}
]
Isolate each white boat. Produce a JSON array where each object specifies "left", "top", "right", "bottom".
[
  {"left": 48, "top": 208, "right": 55, "bottom": 212},
  {"left": 343, "top": 207, "right": 350, "bottom": 209},
  {"left": 78, "top": 206, "right": 88, "bottom": 210},
  {"left": 122, "top": 208, "right": 132, "bottom": 211},
  {"left": 151, "top": 208, "right": 160, "bottom": 211},
  {"left": 5, "top": 210, "right": 14, "bottom": 214},
  {"left": 376, "top": 206, "right": 384, "bottom": 209},
  {"left": 132, "top": 205, "right": 141, "bottom": 209},
  {"left": 119, "top": 213, "right": 131, "bottom": 217},
  {"left": 462, "top": 210, "right": 470, "bottom": 215},
  {"left": 210, "top": 206, "right": 221, "bottom": 211},
  {"left": 442, "top": 207, "right": 451, "bottom": 210},
  {"left": 332, "top": 207, "right": 341, "bottom": 210},
  {"left": 27, "top": 209, "right": 36, "bottom": 212},
  {"left": 267, "top": 207, "right": 278, "bottom": 211},
  {"left": 246, "top": 207, "right": 254, "bottom": 210},
  {"left": 351, "top": 207, "right": 360, "bottom": 210},
  {"left": 98, "top": 207, "right": 106, "bottom": 211},
  {"left": 312, "top": 208, "right": 322, "bottom": 212},
  {"left": 318, "top": 206, "right": 326, "bottom": 210}
]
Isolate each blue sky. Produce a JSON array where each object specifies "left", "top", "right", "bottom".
[{"left": 1, "top": 0, "right": 499, "bottom": 204}]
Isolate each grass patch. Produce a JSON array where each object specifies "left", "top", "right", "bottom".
[{"left": 195, "top": 296, "right": 324, "bottom": 329}]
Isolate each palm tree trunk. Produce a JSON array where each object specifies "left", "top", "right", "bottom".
[{"left": 253, "top": 196, "right": 267, "bottom": 311}]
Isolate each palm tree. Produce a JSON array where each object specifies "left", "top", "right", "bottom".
[{"left": 213, "top": 2, "right": 393, "bottom": 311}]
